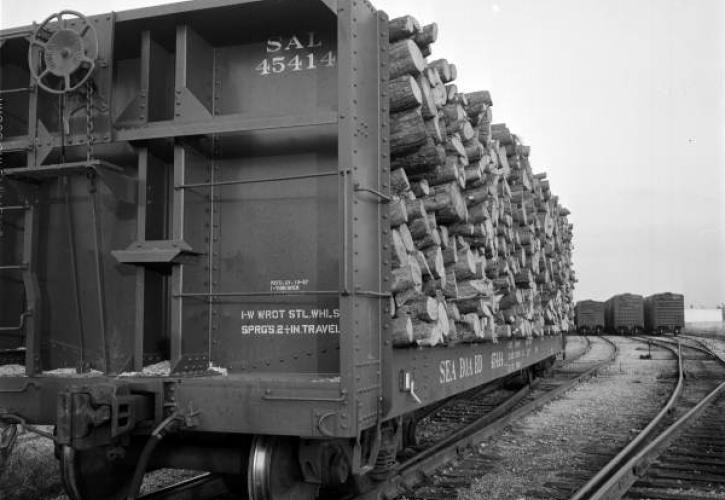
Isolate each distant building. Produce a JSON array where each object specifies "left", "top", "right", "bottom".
[{"left": 685, "top": 308, "right": 723, "bottom": 323}]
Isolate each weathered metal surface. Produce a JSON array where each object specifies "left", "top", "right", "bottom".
[
  {"left": 575, "top": 300, "right": 605, "bottom": 331},
  {"left": 644, "top": 292, "right": 684, "bottom": 333},
  {"left": 0, "top": 0, "right": 563, "bottom": 446},
  {"left": 605, "top": 293, "right": 644, "bottom": 333},
  {"left": 385, "top": 336, "right": 562, "bottom": 418}
]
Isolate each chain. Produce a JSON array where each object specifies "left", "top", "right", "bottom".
[{"left": 85, "top": 80, "right": 94, "bottom": 163}]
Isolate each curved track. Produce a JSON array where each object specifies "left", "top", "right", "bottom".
[
  {"left": 570, "top": 337, "right": 725, "bottom": 500},
  {"left": 354, "top": 335, "right": 617, "bottom": 500}
]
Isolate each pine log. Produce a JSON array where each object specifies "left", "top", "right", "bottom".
[
  {"left": 389, "top": 39, "right": 426, "bottom": 79},
  {"left": 408, "top": 215, "right": 432, "bottom": 239},
  {"left": 446, "top": 134, "right": 467, "bottom": 157},
  {"left": 424, "top": 116, "right": 444, "bottom": 144},
  {"left": 389, "top": 75, "right": 423, "bottom": 112},
  {"left": 441, "top": 103, "right": 466, "bottom": 123},
  {"left": 398, "top": 223, "right": 416, "bottom": 253},
  {"left": 417, "top": 76, "right": 438, "bottom": 119},
  {"left": 389, "top": 198, "right": 408, "bottom": 227},
  {"left": 429, "top": 59, "right": 454, "bottom": 83},
  {"left": 424, "top": 67, "right": 447, "bottom": 106},
  {"left": 391, "top": 108, "right": 428, "bottom": 156},
  {"left": 410, "top": 179, "right": 430, "bottom": 197},
  {"left": 439, "top": 225, "right": 450, "bottom": 249},
  {"left": 392, "top": 259, "right": 423, "bottom": 293},
  {"left": 468, "top": 202, "right": 490, "bottom": 224},
  {"left": 391, "top": 315, "right": 414, "bottom": 346},
  {"left": 392, "top": 139, "right": 446, "bottom": 174},
  {"left": 446, "top": 302, "right": 461, "bottom": 322},
  {"left": 429, "top": 183, "right": 468, "bottom": 224},
  {"left": 458, "top": 279, "right": 494, "bottom": 298},
  {"left": 463, "top": 163, "right": 483, "bottom": 185},
  {"left": 423, "top": 245, "right": 445, "bottom": 279},
  {"left": 391, "top": 168, "right": 411, "bottom": 195},
  {"left": 404, "top": 198, "right": 426, "bottom": 220},
  {"left": 414, "top": 250, "right": 434, "bottom": 279},
  {"left": 415, "top": 227, "right": 441, "bottom": 249},
  {"left": 465, "top": 140, "right": 485, "bottom": 162},
  {"left": 390, "top": 229, "right": 409, "bottom": 268},
  {"left": 413, "top": 23, "right": 438, "bottom": 48},
  {"left": 412, "top": 319, "right": 443, "bottom": 347},
  {"left": 437, "top": 301, "right": 452, "bottom": 340},
  {"left": 399, "top": 295, "right": 439, "bottom": 322},
  {"left": 389, "top": 15, "right": 421, "bottom": 42},
  {"left": 458, "top": 313, "right": 482, "bottom": 341},
  {"left": 442, "top": 237, "right": 458, "bottom": 265},
  {"left": 466, "top": 90, "right": 493, "bottom": 107},
  {"left": 450, "top": 248, "right": 477, "bottom": 280},
  {"left": 448, "top": 120, "right": 476, "bottom": 142}
]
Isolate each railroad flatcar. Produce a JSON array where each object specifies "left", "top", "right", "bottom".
[
  {"left": 645, "top": 293, "right": 684, "bottom": 335},
  {"left": 605, "top": 293, "right": 644, "bottom": 335},
  {"left": 575, "top": 300, "right": 604, "bottom": 334},
  {"left": 0, "top": 2, "right": 568, "bottom": 498}
]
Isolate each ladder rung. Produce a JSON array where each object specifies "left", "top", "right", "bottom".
[
  {"left": 0, "top": 87, "right": 31, "bottom": 95},
  {"left": 0, "top": 264, "right": 26, "bottom": 271}
]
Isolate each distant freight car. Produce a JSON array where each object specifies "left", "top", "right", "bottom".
[
  {"left": 575, "top": 300, "right": 605, "bottom": 334},
  {"left": 605, "top": 294, "right": 644, "bottom": 334},
  {"left": 645, "top": 293, "right": 685, "bottom": 335}
]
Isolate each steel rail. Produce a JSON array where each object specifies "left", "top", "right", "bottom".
[
  {"left": 569, "top": 338, "right": 683, "bottom": 500},
  {"left": 358, "top": 336, "right": 618, "bottom": 500},
  {"left": 571, "top": 337, "right": 725, "bottom": 500},
  {"left": 137, "top": 473, "right": 227, "bottom": 500}
]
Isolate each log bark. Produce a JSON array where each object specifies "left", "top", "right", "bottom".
[
  {"left": 429, "top": 59, "right": 454, "bottom": 83},
  {"left": 389, "top": 15, "right": 421, "bottom": 42},
  {"left": 412, "top": 319, "right": 443, "bottom": 346},
  {"left": 390, "top": 229, "right": 408, "bottom": 268},
  {"left": 424, "top": 116, "right": 444, "bottom": 144},
  {"left": 410, "top": 179, "right": 430, "bottom": 197},
  {"left": 391, "top": 168, "right": 411, "bottom": 195},
  {"left": 413, "top": 23, "right": 438, "bottom": 48},
  {"left": 389, "top": 75, "right": 423, "bottom": 112},
  {"left": 391, "top": 108, "right": 429, "bottom": 156},
  {"left": 392, "top": 139, "right": 446, "bottom": 174},
  {"left": 391, "top": 315, "right": 414, "bottom": 346},
  {"left": 398, "top": 223, "right": 416, "bottom": 253},
  {"left": 389, "top": 198, "right": 408, "bottom": 227},
  {"left": 423, "top": 245, "right": 445, "bottom": 279},
  {"left": 392, "top": 260, "right": 423, "bottom": 293},
  {"left": 399, "top": 295, "right": 439, "bottom": 322},
  {"left": 390, "top": 39, "right": 426, "bottom": 79},
  {"left": 417, "top": 75, "right": 438, "bottom": 119}
]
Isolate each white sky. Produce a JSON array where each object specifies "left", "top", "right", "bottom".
[{"left": 2, "top": 0, "right": 724, "bottom": 307}]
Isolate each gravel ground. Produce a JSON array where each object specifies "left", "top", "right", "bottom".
[
  {"left": 457, "top": 336, "right": 677, "bottom": 500},
  {"left": 1, "top": 430, "right": 201, "bottom": 500},
  {"left": 686, "top": 333, "right": 725, "bottom": 360}
]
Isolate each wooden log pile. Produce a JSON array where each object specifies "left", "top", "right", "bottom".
[{"left": 386, "top": 16, "right": 575, "bottom": 347}]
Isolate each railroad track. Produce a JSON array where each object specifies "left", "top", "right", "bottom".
[
  {"left": 408, "top": 335, "right": 593, "bottom": 459},
  {"left": 569, "top": 336, "right": 725, "bottom": 500},
  {"left": 353, "top": 335, "right": 616, "bottom": 500},
  {"left": 133, "top": 337, "right": 595, "bottom": 500}
]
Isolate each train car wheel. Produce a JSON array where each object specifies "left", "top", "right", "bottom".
[
  {"left": 60, "top": 445, "right": 135, "bottom": 500},
  {"left": 248, "top": 436, "right": 318, "bottom": 500}
]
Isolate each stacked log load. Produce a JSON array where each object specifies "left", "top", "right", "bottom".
[{"left": 386, "top": 16, "right": 575, "bottom": 347}]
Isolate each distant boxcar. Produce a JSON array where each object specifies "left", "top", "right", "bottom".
[
  {"left": 605, "top": 294, "right": 644, "bottom": 334},
  {"left": 645, "top": 293, "right": 685, "bottom": 335},
  {"left": 575, "top": 300, "right": 605, "bottom": 334}
]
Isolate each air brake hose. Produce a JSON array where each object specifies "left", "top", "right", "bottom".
[{"left": 125, "top": 412, "right": 181, "bottom": 500}]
